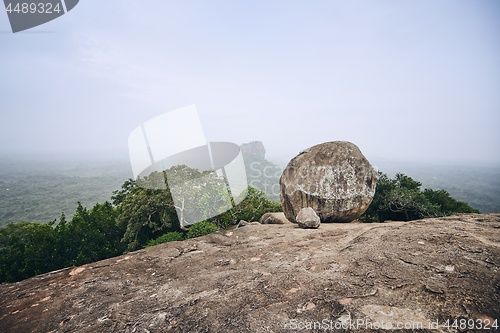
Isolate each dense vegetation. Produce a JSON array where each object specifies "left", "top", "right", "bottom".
[
  {"left": 0, "top": 202, "right": 126, "bottom": 282},
  {"left": 360, "top": 172, "right": 478, "bottom": 222},
  {"left": 0, "top": 169, "right": 481, "bottom": 283},
  {"left": 0, "top": 156, "right": 130, "bottom": 226},
  {"left": 377, "top": 162, "right": 500, "bottom": 213}
]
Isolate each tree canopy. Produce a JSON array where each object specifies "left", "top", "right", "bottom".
[{"left": 361, "top": 172, "right": 479, "bottom": 222}]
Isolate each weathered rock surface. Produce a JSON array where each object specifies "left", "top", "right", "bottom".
[
  {"left": 296, "top": 207, "right": 321, "bottom": 229},
  {"left": 280, "top": 141, "right": 377, "bottom": 223},
  {"left": 1, "top": 214, "right": 499, "bottom": 333},
  {"left": 259, "top": 212, "right": 292, "bottom": 224}
]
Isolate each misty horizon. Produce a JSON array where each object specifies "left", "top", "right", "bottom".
[
  {"left": 2, "top": 140, "right": 500, "bottom": 172},
  {"left": 1, "top": 1, "right": 499, "bottom": 167},
  {"left": 1, "top": 138, "right": 499, "bottom": 224}
]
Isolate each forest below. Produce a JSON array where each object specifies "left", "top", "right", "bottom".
[
  {"left": 0, "top": 155, "right": 130, "bottom": 226},
  {"left": 0, "top": 154, "right": 498, "bottom": 227}
]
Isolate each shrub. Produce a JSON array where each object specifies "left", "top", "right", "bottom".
[
  {"left": 145, "top": 232, "right": 184, "bottom": 247},
  {"left": 423, "top": 189, "right": 479, "bottom": 215},
  {"left": 212, "top": 186, "right": 282, "bottom": 228},
  {"left": 360, "top": 172, "right": 478, "bottom": 222},
  {"left": 186, "top": 221, "right": 219, "bottom": 239}
]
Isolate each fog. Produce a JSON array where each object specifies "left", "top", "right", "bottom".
[{"left": 1, "top": 0, "right": 499, "bottom": 166}]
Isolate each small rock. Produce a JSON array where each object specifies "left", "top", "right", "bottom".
[
  {"left": 259, "top": 212, "right": 292, "bottom": 224},
  {"left": 306, "top": 302, "right": 316, "bottom": 310},
  {"left": 296, "top": 207, "right": 321, "bottom": 229},
  {"left": 215, "top": 258, "right": 231, "bottom": 266},
  {"left": 425, "top": 283, "right": 445, "bottom": 294},
  {"left": 337, "top": 313, "right": 351, "bottom": 326},
  {"left": 237, "top": 220, "right": 250, "bottom": 228}
]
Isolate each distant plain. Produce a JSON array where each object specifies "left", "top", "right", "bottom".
[{"left": 0, "top": 153, "right": 498, "bottom": 227}]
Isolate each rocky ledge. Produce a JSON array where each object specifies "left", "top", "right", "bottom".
[{"left": 1, "top": 214, "right": 499, "bottom": 332}]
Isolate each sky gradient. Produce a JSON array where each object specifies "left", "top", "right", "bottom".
[{"left": 1, "top": 0, "right": 499, "bottom": 165}]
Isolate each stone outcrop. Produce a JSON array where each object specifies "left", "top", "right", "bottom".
[
  {"left": 1, "top": 214, "right": 499, "bottom": 333},
  {"left": 280, "top": 141, "right": 377, "bottom": 222},
  {"left": 240, "top": 141, "right": 266, "bottom": 160},
  {"left": 295, "top": 207, "right": 321, "bottom": 229}
]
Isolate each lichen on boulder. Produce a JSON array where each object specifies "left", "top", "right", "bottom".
[{"left": 280, "top": 141, "right": 376, "bottom": 222}]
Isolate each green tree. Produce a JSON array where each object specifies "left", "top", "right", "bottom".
[
  {"left": 0, "top": 222, "right": 59, "bottom": 282},
  {"left": 378, "top": 186, "right": 438, "bottom": 221},
  {"left": 362, "top": 172, "right": 479, "bottom": 222},
  {"left": 166, "top": 166, "right": 232, "bottom": 229},
  {"left": 113, "top": 172, "right": 179, "bottom": 251},
  {"left": 55, "top": 202, "right": 125, "bottom": 266},
  {"left": 113, "top": 165, "right": 283, "bottom": 250},
  {"left": 0, "top": 201, "right": 125, "bottom": 283},
  {"left": 362, "top": 172, "right": 439, "bottom": 222},
  {"left": 393, "top": 173, "right": 422, "bottom": 191},
  {"left": 423, "top": 189, "right": 479, "bottom": 215}
]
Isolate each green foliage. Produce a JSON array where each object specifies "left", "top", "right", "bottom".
[
  {"left": 378, "top": 163, "right": 499, "bottom": 213},
  {"left": 423, "top": 189, "right": 479, "bottom": 215},
  {"left": 361, "top": 172, "right": 479, "bottom": 222},
  {"left": 210, "top": 186, "right": 282, "bottom": 228},
  {"left": 0, "top": 201, "right": 125, "bottom": 283},
  {"left": 166, "top": 166, "right": 233, "bottom": 228},
  {"left": 186, "top": 221, "right": 219, "bottom": 239},
  {"left": 113, "top": 173, "right": 179, "bottom": 252},
  {"left": 378, "top": 186, "right": 438, "bottom": 221},
  {"left": 113, "top": 166, "right": 283, "bottom": 250},
  {"left": 0, "top": 222, "right": 59, "bottom": 282},
  {"left": 113, "top": 166, "right": 242, "bottom": 250},
  {"left": 55, "top": 201, "right": 125, "bottom": 267},
  {"left": 145, "top": 232, "right": 184, "bottom": 247}
]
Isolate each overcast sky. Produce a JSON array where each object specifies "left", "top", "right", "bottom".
[{"left": 1, "top": 0, "right": 499, "bottom": 166}]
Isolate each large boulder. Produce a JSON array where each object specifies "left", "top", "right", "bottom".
[{"left": 280, "top": 141, "right": 376, "bottom": 222}]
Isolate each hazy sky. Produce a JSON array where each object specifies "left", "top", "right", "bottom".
[{"left": 1, "top": 0, "right": 499, "bottom": 165}]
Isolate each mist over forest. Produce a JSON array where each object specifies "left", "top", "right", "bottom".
[{"left": 0, "top": 146, "right": 498, "bottom": 227}]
